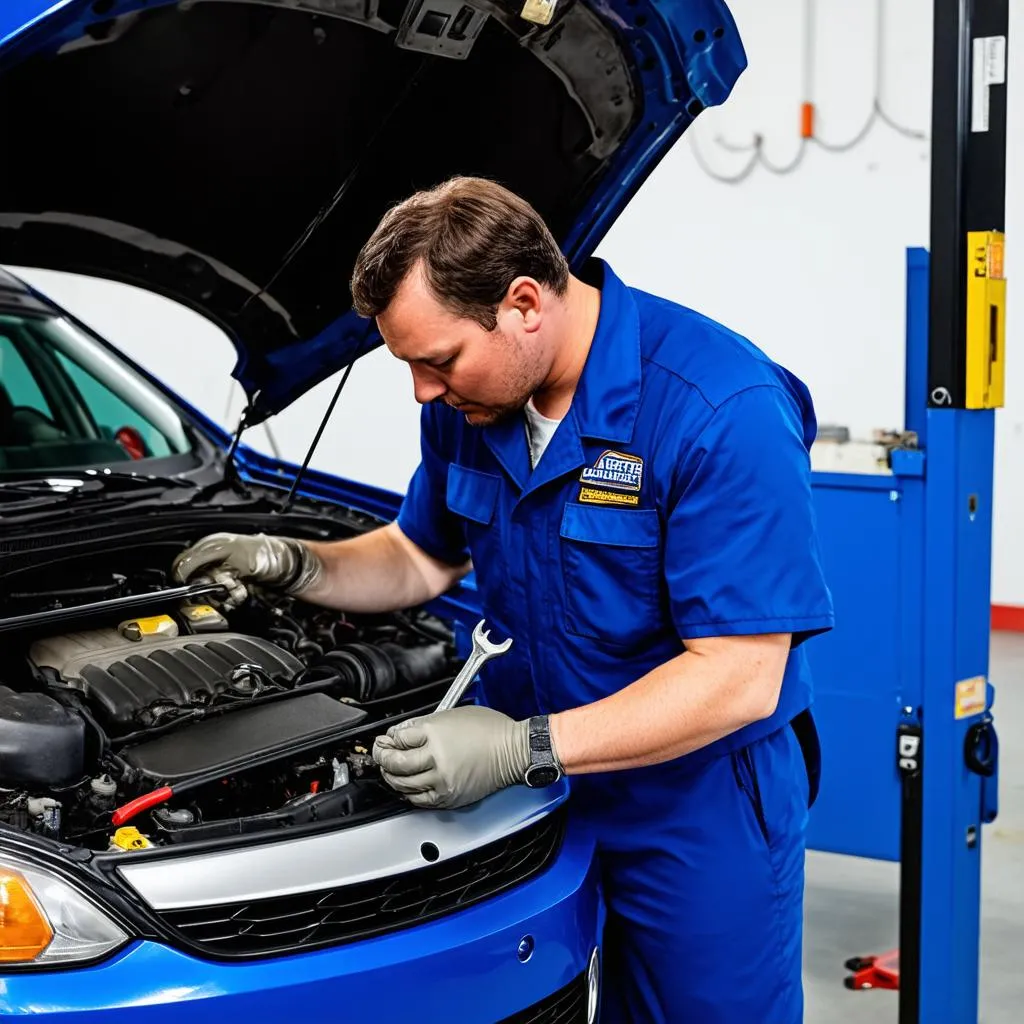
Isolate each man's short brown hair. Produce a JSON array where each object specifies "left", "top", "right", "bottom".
[{"left": 350, "top": 177, "right": 569, "bottom": 331}]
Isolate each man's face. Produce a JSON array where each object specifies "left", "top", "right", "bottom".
[{"left": 376, "top": 264, "right": 548, "bottom": 426}]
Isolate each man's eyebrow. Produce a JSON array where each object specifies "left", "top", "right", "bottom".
[{"left": 408, "top": 350, "right": 455, "bottom": 365}]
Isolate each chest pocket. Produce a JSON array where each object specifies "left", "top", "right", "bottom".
[
  {"left": 446, "top": 464, "right": 505, "bottom": 594},
  {"left": 559, "top": 503, "right": 662, "bottom": 647},
  {"left": 446, "top": 463, "right": 500, "bottom": 527}
]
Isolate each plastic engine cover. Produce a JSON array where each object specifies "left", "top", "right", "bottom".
[
  {"left": 29, "top": 631, "right": 303, "bottom": 734},
  {"left": 121, "top": 693, "right": 368, "bottom": 782}
]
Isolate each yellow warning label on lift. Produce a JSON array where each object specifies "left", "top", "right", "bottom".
[
  {"left": 955, "top": 675, "right": 987, "bottom": 719},
  {"left": 965, "top": 230, "right": 1006, "bottom": 409}
]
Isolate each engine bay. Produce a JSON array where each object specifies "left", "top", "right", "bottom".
[{"left": 0, "top": 522, "right": 461, "bottom": 854}]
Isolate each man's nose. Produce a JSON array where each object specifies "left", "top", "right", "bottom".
[{"left": 411, "top": 366, "right": 446, "bottom": 405}]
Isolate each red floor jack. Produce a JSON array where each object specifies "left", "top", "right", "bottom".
[{"left": 844, "top": 949, "right": 900, "bottom": 991}]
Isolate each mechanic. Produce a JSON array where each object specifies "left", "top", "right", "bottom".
[{"left": 173, "top": 176, "right": 834, "bottom": 1022}]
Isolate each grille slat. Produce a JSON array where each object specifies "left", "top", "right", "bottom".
[
  {"left": 159, "top": 810, "right": 566, "bottom": 959},
  {"left": 498, "top": 969, "right": 589, "bottom": 1024}
]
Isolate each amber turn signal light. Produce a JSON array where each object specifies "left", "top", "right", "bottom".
[{"left": 0, "top": 868, "right": 53, "bottom": 963}]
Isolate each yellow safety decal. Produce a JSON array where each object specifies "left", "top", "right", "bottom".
[{"left": 965, "top": 230, "right": 1006, "bottom": 409}]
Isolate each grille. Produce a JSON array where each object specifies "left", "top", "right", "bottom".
[
  {"left": 499, "top": 969, "right": 589, "bottom": 1023},
  {"left": 159, "top": 809, "right": 566, "bottom": 959}
]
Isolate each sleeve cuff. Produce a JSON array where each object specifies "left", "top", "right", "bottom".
[
  {"left": 677, "top": 612, "right": 835, "bottom": 642},
  {"left": 395, "top": 508, "right": 468, "bottom": 567}
]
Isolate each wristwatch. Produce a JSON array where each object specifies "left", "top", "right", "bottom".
[{"left": 524, "top": 716, "right": 563, "bottom": 788}]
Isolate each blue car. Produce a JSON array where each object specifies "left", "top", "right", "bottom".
[{"left": 0, "top": 1, "right": 745, "bottom": 1019}]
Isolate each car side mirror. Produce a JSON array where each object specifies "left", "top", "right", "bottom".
[{"left": 114, "top": 425, "right": 147, "bottom": 460}]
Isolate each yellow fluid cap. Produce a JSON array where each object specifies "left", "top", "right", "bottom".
[
  {"left": 182, "top": 604, "right": 223, "bottom": 621},
  {"left": 521, "top": 0, "right": 557, "bottom": 25},
  {"left": 111, "top": 827, "right": 151, "bottom": 851},
  {"left": 118, "top": 615, "right": 178, "bottom": 642}
]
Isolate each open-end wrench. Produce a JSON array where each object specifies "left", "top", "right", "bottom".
[{"left": 433, "top": 619, "right": 513, "bottom": 713}]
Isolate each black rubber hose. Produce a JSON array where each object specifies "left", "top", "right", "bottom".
[{"left": 381, "top": 642, "right": 447, "bottom": 689}]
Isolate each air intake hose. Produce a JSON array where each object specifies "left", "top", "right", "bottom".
[{"left": 313, "top": 642, "right": 447, "bottom": 702}]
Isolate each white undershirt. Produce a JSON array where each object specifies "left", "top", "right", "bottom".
[{"left": 523, "top": 398, "right": 562, "bottom": 469}]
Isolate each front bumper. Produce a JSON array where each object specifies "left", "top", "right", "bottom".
[{"left": 0, "top": 821, "right": 599, "bottom": 1023}]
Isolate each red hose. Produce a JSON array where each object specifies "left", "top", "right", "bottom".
[{"left": 111, "top": 787, "right": 173, "bottom": 826}]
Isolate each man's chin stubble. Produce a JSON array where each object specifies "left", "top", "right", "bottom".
[{"left": 460, "top": 401, "right": 528, "bottom": 428}]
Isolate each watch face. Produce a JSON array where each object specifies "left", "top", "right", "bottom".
[{"left": 525, "top": 764, "right": 561, "bottom": 788}]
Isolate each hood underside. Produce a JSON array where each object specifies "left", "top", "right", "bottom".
[{"left": 0, "top": 0, "right": 744, "bottom": 419}]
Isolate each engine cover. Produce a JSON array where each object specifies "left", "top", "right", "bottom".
[
  {"left": 29, "top": 629, "right": 303, "bottom": 734},
  {"left": 122, "top": 693, "right": 368, "bottom": 782}
]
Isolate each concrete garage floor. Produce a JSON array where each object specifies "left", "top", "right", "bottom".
[{"left": 802, "top": 631, "right": 1024, "bottom": 1023}]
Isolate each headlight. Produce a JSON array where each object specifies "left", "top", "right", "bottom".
[
  {"left": 587, "top": 946, "right": 600, "bottom": 1023},
  {"left": 0, "top": 861, "right": 128, "bottom": 965}
]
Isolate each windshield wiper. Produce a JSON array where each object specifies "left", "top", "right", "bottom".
[
  {"left": 0, "top": 472, "right": 199, "bottom": 507},
  {"left": 0, "top": 479, "right": 85, "bottom": 506},
  {"left": 80, "top": 470, "right": 199, "bottom": 491}
]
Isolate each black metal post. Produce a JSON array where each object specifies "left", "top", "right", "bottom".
[
  {"left": 927, "top": 0, "right": 1008, "bottom": 409},
  {"left": 897, "top": 721, "right": 923, "bottom": 1024}
]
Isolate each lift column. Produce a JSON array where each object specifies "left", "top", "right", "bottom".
[{"left": 911, "top": 1, "right": 1008, "bottom": 1021}]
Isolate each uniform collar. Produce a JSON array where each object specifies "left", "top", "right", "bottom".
[
  {"left": 569, "top": 258, "right": 641, "bottom": 444},
  {"left": 481, "top": 258, "right": 641, "bottom": 495}
]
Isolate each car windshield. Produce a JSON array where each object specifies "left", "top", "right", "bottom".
[{"left": 0, "top": 310, "right": 192, "bottom": 478}]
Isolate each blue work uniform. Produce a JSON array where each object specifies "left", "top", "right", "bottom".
[{"left": 396, "top": 259, "right": 834, "bottom": 1022}]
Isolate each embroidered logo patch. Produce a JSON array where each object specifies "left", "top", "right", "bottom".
[{"left": 579, "top": 450, "right": 643, "bottom": 492}]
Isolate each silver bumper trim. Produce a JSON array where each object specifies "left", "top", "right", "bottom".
[{"left": 116, "top": 782, "right": 567, "bottom": 910}]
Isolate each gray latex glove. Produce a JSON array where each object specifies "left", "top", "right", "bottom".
[
  {"left": 372, "top": 706, "right": 531, "bottom": 810},
  {"left": 171, "top": 532, "right": 324, "bottom": 610}
]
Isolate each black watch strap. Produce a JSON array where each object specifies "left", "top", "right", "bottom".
[{"left": 525, "top": 716, "right": 563, "bottom": 788}]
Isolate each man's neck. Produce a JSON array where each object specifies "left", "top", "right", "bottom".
[{"left": 530, "top": 275, "right": 602, "bottom": 421}]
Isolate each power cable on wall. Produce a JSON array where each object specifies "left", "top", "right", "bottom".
[{"left": 690, "top": 0, "right": 927, "bottom": 183}]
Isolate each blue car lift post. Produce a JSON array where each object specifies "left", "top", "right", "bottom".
[{"left": 805, "top": 1, "right": 1006, "bottom": 1021}]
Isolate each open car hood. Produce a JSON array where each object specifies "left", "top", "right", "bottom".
[{"left": 0, "top": 0, "right": 744, "bottom": 422}]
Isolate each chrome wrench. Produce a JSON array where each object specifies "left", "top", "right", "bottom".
[{"left": 433, "top": 619, "right": 513, "bottom": 713}]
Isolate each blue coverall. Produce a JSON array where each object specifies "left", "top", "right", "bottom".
[{"left": 396, "top": 258, "right": 834, "bottom": 1022}]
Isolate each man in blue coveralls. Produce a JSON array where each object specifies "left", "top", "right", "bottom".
[{"left": 173, "top": 177, "right": 834, "bottom": 1021}]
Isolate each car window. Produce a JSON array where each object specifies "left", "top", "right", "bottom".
[
  {"left": 0, "top": 311, "right": 192, "bottom": 475},
  {"left": 0, "top": 334, "right": 55, "bottom": 422},
  {"left": 52, "top": 347, "right": 177, "bottom": 459}
]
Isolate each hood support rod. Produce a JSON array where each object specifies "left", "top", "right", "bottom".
[{"left": 281, "top": 360, "right": 355, "bottom": 512}]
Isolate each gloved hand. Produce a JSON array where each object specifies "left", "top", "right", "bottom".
[
  {"left": 372, "top": 706, "right": 531, "bottom": 810},
  {"left": 171, "top": 532, "right": 324, "bottom": 610}
]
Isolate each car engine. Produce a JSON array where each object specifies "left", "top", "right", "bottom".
[{"left": 0, "top": 527, "right": 462, "bottom": 853}]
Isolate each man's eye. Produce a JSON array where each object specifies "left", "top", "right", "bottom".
[{"left": 434, "top": 356, "right": 455, "bottom": 369}]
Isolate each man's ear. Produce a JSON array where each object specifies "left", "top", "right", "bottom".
[{"left": 504, "top": 277, "right": 544, "bottom": 332}]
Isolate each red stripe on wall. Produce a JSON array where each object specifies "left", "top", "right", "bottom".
[{"left": 992, "top": 605, "right": 1024, "bottom": 632}]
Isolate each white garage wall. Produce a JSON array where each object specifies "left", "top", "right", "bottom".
[
  {"left": 595, "top": 0, "right": 1024, "bottom": 607},
  {"left": 6, "top": 0, "right": 1023, "bottom": 603}
]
